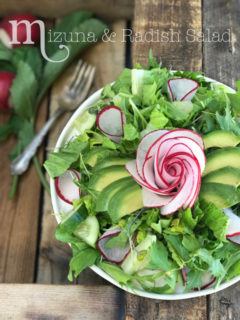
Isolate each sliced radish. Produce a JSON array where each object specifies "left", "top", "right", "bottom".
[
  {"left": 0, "top": 14, "right": 40, "bottom": 49},
  {"left": 96, "top": 106, "right": 126, "bottom": 143},
  {"left": 183, "top": 267, "right": 216, "bottom": 290},
  {"left": 194, "top": 273, "right": 216, "bottom": 291},
  {"left": 136, "top": 130, "right": 169, "bottom": 179},
  {"left": 55, "top": 169, "right": 81, "bottom": 205},
  {"left": 224, "top": 208, "right": 240, "bottom": 245},
  {"left": 168, "top": 78, "right": 199, "bottom": 102},
  {"left": 126, "top": 129, "right": 205, "bottom": 215},
  {"left": 142, "top": 187, "right": 173, "bottom": 207},
  {"left": 97, "top": 228, "right": 136, "bottom": 264},
  {"left": 182, "top": 268, "right": 187, "bottom": 283}
]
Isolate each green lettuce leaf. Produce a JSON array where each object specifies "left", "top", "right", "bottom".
[
  {"left": 44, "top": 134, "right": 89, "bottom": 178},
  {"left": 201, "top": 201, "right": 229, "bottom": 242},
  {"left": 148, "top": 241, "right": 172, "bottom": 271}
]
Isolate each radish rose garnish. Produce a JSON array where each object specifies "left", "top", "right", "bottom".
[{"left": 125, "top": 129, "right": 205, "bottom": 215}]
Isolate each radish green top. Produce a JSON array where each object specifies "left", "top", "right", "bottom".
[{"left": 44, "top": 51, "right": 240, "bottom": 294}]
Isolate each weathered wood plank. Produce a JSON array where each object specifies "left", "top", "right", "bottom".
[
  {"left": 132, "top": 0, "right": 202, "bottom": 71},
  {"left": 0, "top": 284, "right": 124, "bottom": 320},
  {"left": 125, "top": 293, "right": 207, "bottom": 320},
  {"left": 36, "top": 20, "right": 126, "bottom": 284},
  {"left": 126, "top": 0, "right": 206, "bottom": 318},
  {"left": 0, "top": 97, "right": 48, "bottom": 283},
  {"left": 203, "top": 1, "right": 240, "bottom": 318},
  {"left": 203, "top": 0, "right": 240, "bottom": 87},
  {"left": 0, "top": 0, "right": 133, "bottom": 21},
  {"left": 208, "top": 283, "right": 240, "bottom": 320}
]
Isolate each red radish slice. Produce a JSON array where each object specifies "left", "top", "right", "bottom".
[
  {"left": 0, "top": 14, "right": 40, "bottom": 49},
  {"left": 168, "top": 78, "right": 199, "bottom": 102},
  {"left": 224, "top": 209, "right": 240, "bottom": 245},
  {"left": 136, "top": 130, "right": 168, "bottom": 179},
  {"left": 126, "top": 129, "right": 205, "bottom": 215},
  {"left": 55, "top": 169, "right": 81, "bottom": 205},
  {"left": 97, "top": 228, "right": 137, "bottom": 264},
  {"left": 194, "top": 273, "right": 216, "bottom": 291},
  {"left": 96, "top": 106, "right": 126, "bottom": 143},
  {"left": 183, "top": 267, "right": 216, "bottom": 290},
  {"left": 126, "top": 160, "right": 177, "bottom": 195},
  {"left": 182, "top": 268, "right": 187, "bottom": 283},
  {"left": 142, "top": 187, "right": 173, "bottom": 207}
]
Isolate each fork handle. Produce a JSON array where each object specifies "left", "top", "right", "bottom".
[{"left": 10, "top": 108, "right": 64, "bottom": 176}]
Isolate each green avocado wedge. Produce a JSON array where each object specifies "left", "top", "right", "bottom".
[
  {"left": 96, "top": 177, "right": 134, "bottom": 212},
  {"left": 203, "top": 130, "right": 240, "bottom": 149},
  {"left": 108, "top": 181, "right": 143, "bottom": 223},
  {"left": 203, "top": 166, "right": 240, "bottom": 187},
  {"left": 88, "top": 165, "right": 130, "bottom": 192},
  {"left": 84, "top": 147, "right": 119, "bottom": 167},
  {"left": 199, "top": 182, "right": 240, "bottom": 210},
  {"left": 93, "top": 157, "right": 133, "bottom": 172},
  {"left": 203, "top": 147, "right": 240, "bottom": 176}
]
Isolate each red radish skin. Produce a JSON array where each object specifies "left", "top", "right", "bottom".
[
  {"left": 55, "top": 169, "right": 81, "bottom": 205},
  {"left": 194, "top": 278, "right": 216, "bottom": 291},
  {"left": 182, "top": 267, "right": 216, "bottom": 291},
  {"left": 0, "top": 71, "right": 15, "bottom": 111},
  {"left": 182, "top": 268, "right": 187, "bottom": 283},
  {"left": 126, "top": 129, "right": 205, "bottom": 215},
  {"left": 0, "top": 14, "right": 40, "bottom": 49},
  {"left": 224, "top": 209, "right": 240, "bottom": 245},
  {"left": 96, "top": 106, "right": 126, "bottom": 143},
  {"left": 97, "top": 229, "right": 137, "bottom": 264},
  {"left": 168, "top": 78, "right": 199, "bottom": 102}
]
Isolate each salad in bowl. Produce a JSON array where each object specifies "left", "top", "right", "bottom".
[{"left": 45, "top": 52, "right": 240, "bottom": 298}]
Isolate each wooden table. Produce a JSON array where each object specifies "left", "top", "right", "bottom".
[{"left": 1, "top": 0, "right": 240, "bottom": 319}]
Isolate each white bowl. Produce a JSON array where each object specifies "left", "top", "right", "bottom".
[{"left": 50, "top": 75, "right": 240, "bottom": 300}]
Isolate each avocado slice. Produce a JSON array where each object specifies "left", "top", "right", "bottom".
[
  {"left": 88, "top": 165, "right": 130, "bottom": 192},
  {"left": 203, "top": 147, "right": 240, "bottom": 176},
  {"left": 84, "top": 147, "right": 119, "bottom": 167},
  {"left": 96, "top": 177, "right": 133, "bottom": 212},
  {"left": 199, "top": 182, "right": 240, "bottom": 209},
  {"left": 108, "top": 182, "right": 143, "bottom": 223},
  {"left": 93, "top": 157, "right": 133, "bottom": 172},
  {"left": 203, "top": 130, "right": 240, "bottom": 149},
  {"left": 203, "top": 166, "right": 240, "bottom": 187}
]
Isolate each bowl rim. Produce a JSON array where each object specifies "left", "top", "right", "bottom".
[{"left": 50, "top": 75, "right": 240, "bottom": 300}]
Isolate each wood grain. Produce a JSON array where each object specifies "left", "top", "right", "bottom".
[
  {"left": 125, "top": 293, "right": 207, "bottom": 320},
  {"left": 203, "top": 0, "right": 240, "bottom": 87},
  {"left": 0, "top": 284, "right": 124, "bottom": 320},
  {"left": 0, "top": 0, "right": 133, "bottom": 21},
  {"left": 203, "top": 1, "right": 240, "bottom": 317},
  {"left": 0, "top": 98, "right": 48, "bottom": 283},
  {"left": 208, "top": 283, "right": 240, "bottom": 320},
  {"left": 132, "top": 0, "right": 202, "bottom": 71},
  {"left": 36, "top": 20, "right": 126, "bottom": 284}
]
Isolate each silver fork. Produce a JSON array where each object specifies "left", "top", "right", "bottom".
[{"left": 10, "top": 60, "right": 96, "bottom": 175}]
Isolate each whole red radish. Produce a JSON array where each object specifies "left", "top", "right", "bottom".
[
  {"left": 0, "top": 14, "right": 40, "bottom": 49},
  {"left": 0, "top": 72, "right": 15, "bottom": 111}
]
